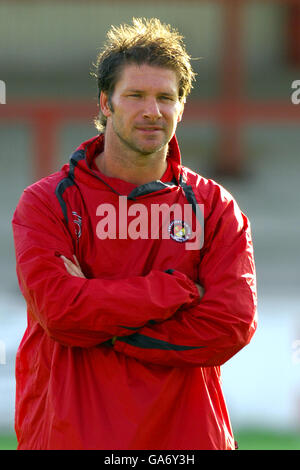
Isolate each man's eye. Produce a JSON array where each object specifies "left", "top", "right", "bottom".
[{"left": 160, "top": 96, "right": 173, "bottom": 101}]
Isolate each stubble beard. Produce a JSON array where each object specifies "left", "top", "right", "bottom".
[{"left": 112, "top": 119, "right": 169, "bottom": 158}]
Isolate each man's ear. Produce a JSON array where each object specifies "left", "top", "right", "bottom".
[
  {"left": 177, "top": 99, "right": 185, "bottom": 123},
  {"left": 100, "top": 91, "right": 113, "bottom": 118}
]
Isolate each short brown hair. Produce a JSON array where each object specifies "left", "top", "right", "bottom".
[{"left": 93, "top": 17, "right": 196, "bottom": 132}]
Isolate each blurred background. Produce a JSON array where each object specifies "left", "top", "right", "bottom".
[{"left": 0, "top": 0, "right": 300, "bottom": 450}]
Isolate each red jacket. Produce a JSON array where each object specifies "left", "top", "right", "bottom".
[{"left": 12, "top": 134, "right": 257, "bottom": 450}]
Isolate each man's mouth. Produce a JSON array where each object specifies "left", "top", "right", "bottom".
[{"left": 135, "top": 126, "right": 164, "bottom": 134}]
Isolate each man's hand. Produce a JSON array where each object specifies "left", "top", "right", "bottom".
[
  {"left": 61, "top": 255, "right": 86, "bottom": 279},
  {"left": 195, "top": 283, "right": 205, "bottom": 300}
]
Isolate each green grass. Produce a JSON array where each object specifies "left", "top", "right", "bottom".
[
  {"left": 0, "top": 434, "right": 17, "bottom": 450},
  {"left": 235, "top": 429, "right": 300, "bottom": 450},
  {"left": 0, "top": 429, "right": 299, "bottom": 450}
]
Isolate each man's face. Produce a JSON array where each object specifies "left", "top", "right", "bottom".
[{"left": 101, "top": 63, "right": 184, "bottom": 156}]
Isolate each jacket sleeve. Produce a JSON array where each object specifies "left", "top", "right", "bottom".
[
  {"left": 12, "top": 188, "right": 200, "bottom": 348},
  {"left": 113, "top": 194, "right": 257, "bottom": 367}
]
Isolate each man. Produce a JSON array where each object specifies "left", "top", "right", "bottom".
[{"left": 12, "top": 18, "right": 257, "bottom": 450}]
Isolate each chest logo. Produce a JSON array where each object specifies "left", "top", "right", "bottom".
[
  {"left": 168, "top": 220, "right": 192, "bottom": 243},
  {"left": 72, "top": 211, "right": 82, "bottom": 239}
]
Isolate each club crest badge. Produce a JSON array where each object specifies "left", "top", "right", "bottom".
[
  {"left": 168, "top": 220, "right": 191, "bottom": 243},
  {"left": 72, "top": 211, "right": 82, "bottom": 239}
]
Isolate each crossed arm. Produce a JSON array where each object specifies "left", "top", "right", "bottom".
[
  {"left": 13, "top": 188, "right": 257, "bottom": 367},
  {"left": 61, "top": 255, "right": 205, "bottom": 298},
  {"left": 61, "top": 254, "right": 205, "bottom": 349},
  {"left": 60, "top": 241, "right": 256, "bottom": 368}
]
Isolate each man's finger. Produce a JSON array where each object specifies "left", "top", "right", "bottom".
[
  {"left": 61, "top": 255, "right": 86, "bottom": 278},
  {"left": 73, "top": 255, "right": 81, "bottom": 267},
  {"left": 61, "top": 258, "right": 74, "bottom": 273},
  {"left": 195, "top": 283, "right": 205, "bottom": 299},
  {"left": 61, "top": 256, "right": 76, "bottom": 273}
]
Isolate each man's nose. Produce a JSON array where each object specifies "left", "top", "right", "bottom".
[{"left": 142, "top": 98, "right": 162, "bottom": 120}]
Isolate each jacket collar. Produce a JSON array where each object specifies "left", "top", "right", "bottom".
[{"left": 67, "top": 133, "right": 182, "bottom": 197}]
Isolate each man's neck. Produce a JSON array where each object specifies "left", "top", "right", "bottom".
[{"left": 95, "top": 134, "right": 168, "bottom": 186}]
